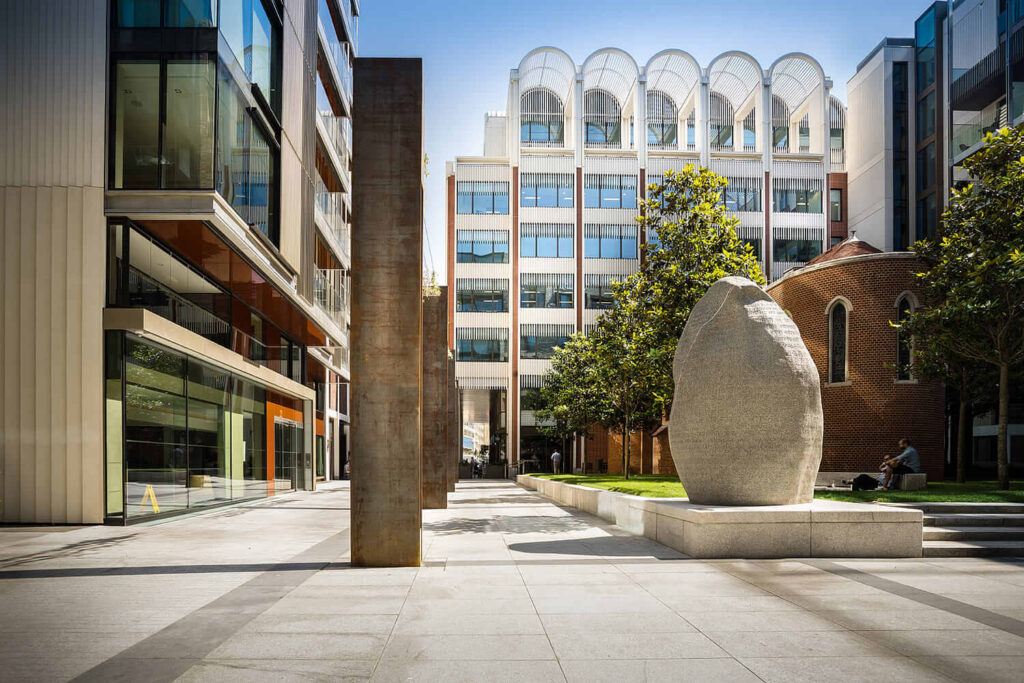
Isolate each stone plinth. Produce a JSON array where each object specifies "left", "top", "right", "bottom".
[
  {"left": 350, "top": 58, "right": 423, "bottom": 567},
  {"left": 421, "top": 291, "right": 448, "bottom": 509},
  {"left": 518, "top": 476, "right": 922, "bottom": 559}
]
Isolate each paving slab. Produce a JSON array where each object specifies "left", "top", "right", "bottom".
[{"left": 2, "top": 480, "right": 1024, "bottom": 682}]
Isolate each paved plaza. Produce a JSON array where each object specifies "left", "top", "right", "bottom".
[{"left": 1, "top": 481, "right": 1024, "bottom": 682}]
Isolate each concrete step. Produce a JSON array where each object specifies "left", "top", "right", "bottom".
[
  {"left": 924, "top": 526, "right": 1024, "bottom": 542},
  {"left": 923, "top": 540, "right": 1024, "bottom": 557},
  {"left": 924, "top": 513, "right": 1024, "bottom": 527},
  {"left": 884, "top": 502, "right": 1024, "bottom": 515}
]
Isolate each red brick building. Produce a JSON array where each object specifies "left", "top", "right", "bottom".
[{"left": 767, "top": 237, "right": 945, "bottom": 478}]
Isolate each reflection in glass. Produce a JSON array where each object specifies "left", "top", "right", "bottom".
[
  {"left": 164, "top": 58, "right": 216, "bottom": 189},
  {"left": 112, "top": 61, "right": 161, "bottom": 189},
  {"left": 124, "top": 337, "right": 189, "bottom": 518}
]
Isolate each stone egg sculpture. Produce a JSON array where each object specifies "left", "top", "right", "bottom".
[{"left": 668, "top": 276, "right": 822, "bottom": 505}]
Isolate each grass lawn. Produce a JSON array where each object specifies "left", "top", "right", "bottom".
[{"left": 528, "top": 474, "right": 1024, "bottom": 503}]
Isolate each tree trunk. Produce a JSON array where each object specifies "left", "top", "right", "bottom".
[
  {"left": 997, "top": 362, "right": 1010, "bottom": 490},
  {"left": 618, "top": 411, "right": 626, "bottom": 481},
  {"left": 957, "top": 368, "right": 968, "bottom": 484}
]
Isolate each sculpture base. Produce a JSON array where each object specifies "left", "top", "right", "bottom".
[{"left": 518, "top": 476, "right": 922, "bottom": 559}]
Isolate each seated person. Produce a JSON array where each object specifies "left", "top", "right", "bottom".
[{"left": 881, "top": 438, "right": 920, "bottom": 489}]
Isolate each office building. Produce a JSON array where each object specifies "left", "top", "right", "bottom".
[
  {"left": 0, "top": 0, "right": 358, "bottom": 523},
  {"left": 846, "top": 0, "right": 1024, "bottom": 476},
  {"left": 446, "top": 47, "right": 848, "bottom": 469}
]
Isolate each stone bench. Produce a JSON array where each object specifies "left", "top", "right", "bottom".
[{"left": 897, "top": 473, "right": 928, "bottom": 491}]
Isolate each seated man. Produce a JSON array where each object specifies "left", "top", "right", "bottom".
[{"left": 881, "top": 438, "right": 920, "bottom": 489}]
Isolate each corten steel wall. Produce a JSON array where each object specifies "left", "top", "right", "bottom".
[
  {"left": 351, "top": 58, "right": 423, "bottom": 566},
  {"left": 421, "top": 291, "right": 448, "bottom": 508},
  {"left": 448, "top": 356, "right": 459, "bottom": 492},
  {"left": 768, "top": 254, "right": 945, "bottom": 478}
]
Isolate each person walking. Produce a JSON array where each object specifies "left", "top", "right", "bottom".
[{"left": 550, "top": 449, "right": 562, "bottom": 475}]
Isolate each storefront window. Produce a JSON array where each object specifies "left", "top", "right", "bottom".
[{"left": 114, "top": 334, "right": 303, "bottom": 520}]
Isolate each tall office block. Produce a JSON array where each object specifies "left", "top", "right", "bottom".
[
  {"left": 351, "top": 58, "right": 424, "bottom": 567},
  {"left": 1, "top": 0, "right": 358, "bottom": 524},
  {"left": 446, "top": 47, "right": 847, "bottom": 472}
]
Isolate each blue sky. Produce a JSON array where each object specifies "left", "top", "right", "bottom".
[{"left": 358, "top": 0, "right": 929, "bottom": 283}]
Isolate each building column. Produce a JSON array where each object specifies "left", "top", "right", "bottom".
[
  {"left": 351, "top": 58, "right": 423, "bottom": 567},
  {"left": 448, "top": 356, "right": 459, "bottom": 492},
  {"left": 421, "top": 290, "right": 447, "bottom": 508}
]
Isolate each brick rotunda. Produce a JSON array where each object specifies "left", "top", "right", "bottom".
[{"left": 767, "top": 235, "right": 945, "bottom": 478}]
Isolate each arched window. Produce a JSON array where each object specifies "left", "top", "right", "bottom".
[
  {"left": 520, "top": 89, "right": 564, "bottom": 146},
  {"left": 828, "top": 300, "right": 848, "bottom": 384},
  {"left": 585, "top": 89, "right": 621, "bottom": 146},
  {"left": 709, "top": 92, "right": 734, "bottom": 150},
  {"left": 896, "top": 295, "right": 914, "bottom": 380},
  {"left": 647, "top": 90, "right": 677, "bottom": 147}
]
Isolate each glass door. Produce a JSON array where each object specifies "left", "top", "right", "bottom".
[{"left": 273, "top": 419, "right": 301, "bottom": 491}]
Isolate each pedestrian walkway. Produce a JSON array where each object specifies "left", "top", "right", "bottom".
[{"left": 2, "top": 481, "right": 1024, "bottom": 681}]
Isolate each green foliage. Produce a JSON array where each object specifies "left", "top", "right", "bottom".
[
  {"left": 904, "top": 125, "right": 1024, "bottom": 489},
  {"left": 537, "top": 165, "right": 765, "bottom": 476},
  {"left": 527, "top": 475, "right": 1024, "bottom": 503}
]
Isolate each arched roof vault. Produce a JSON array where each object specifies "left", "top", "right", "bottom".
[
  {"left": 707, "top": 51, "right": 763, "bottom": 110},
  {"left": 518, "top": 47, "right": 576, "bottom": 103},
  {"left": 645, "top": 49, "right": 701, "bottom": 111},
  {"left": 582, "top": 48, "right": 639, "bottom": 108},
  {"left": 769, "top": 53, "right": 825, "bottom": 111}
]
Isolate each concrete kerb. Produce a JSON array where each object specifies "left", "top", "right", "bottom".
[{"left": 517, "top": 475, "right": 923, "bottom": 559}]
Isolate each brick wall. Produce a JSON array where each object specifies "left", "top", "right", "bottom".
[{"left": 768, "top": 253, "right": 946, "bottom": 478}]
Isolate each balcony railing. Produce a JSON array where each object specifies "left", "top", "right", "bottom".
[
  {"left": 314, "top": 267, "right": 349, "bottom": 330},
  {"left": 230, "top": 329, "right": 303, "bottom": 384},
  {"left": 318, "top": 109, "right": 351, "bottom": 181},
  {"left": 952, "top": 111, "right": 1001, "bottom": 159},
  {"left": 315, "top": 177, "right": 350, "bottom": 264},
  {"left": 830, "top": 147, "right": 846, "bottom": 171},
  {"left": 318, "top": 0, "right": 353, "bottom": 103}
]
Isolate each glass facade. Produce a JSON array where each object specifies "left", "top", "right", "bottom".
[
  {"left": 109, "top": 1, "right": 282, "bottom": 245},
  {"left": 584, "top": 225, "right": 638, "bottom": 259},
  {"left": 584, "top": 174, "right": 637, "bottom": 209},
  {"left": 456, "top": 339, "right": 508, "bottom": 362},
  {"left": 456, "top": 230, "right": 509, "bottom": 263},
  {"left": 892, "top": 62, "right": 910, "bottom": 250},
  {"left": 520, "top": 173, "right": 573, "bottom": 208},
  {"left": 105, "top": 332, "right": 306, "bottom": 522},
  {"left": 110, "top": 55, "right": 217, "bottom": 190},
  {"left": 456, "top": 182, "right": 510, "bottom": 214},
  {"left": 520, "top": 224, "right": 573, "bottom": 258},
  {"left": 520, "top": 333, "right": 571, "bottom": 360},
  {"left": 773, "top": 239, "right": 822, "bottom": 263}
]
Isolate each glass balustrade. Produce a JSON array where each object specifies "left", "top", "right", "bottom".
[{"left": 313, "top": 267, "right": 349, "bottom": 329}]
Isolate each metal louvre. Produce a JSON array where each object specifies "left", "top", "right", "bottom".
[
  {"left": 582, "top": 48, "right": 639, "bottom": 108},
  {"left": 520, "top": 323, "right": 575, "bottom": 338},
  {"left": 520, "top": 374, "right": 545, "bottom": 388},
  {"left": 456, "top": 327, "right": 509, "bottom": 341},
  {"left": 455, "top": 163, "right": 510, "bottom": 183},
  {"left": 645, "top": 50, "right": 701, "bottom": 113},
  {"left": 771, "top": 160, "right": 824, "bottom": 179},
  {"left": 584, "top": 224, "right": 638, "bottom": 240},
  {"left": 708, "top": 53, "right": 762, "bottom": 111},
  {"left": 521, "top": 223, "right": 574, "bottom": 239},
  {"left": 521, "top": 272, "right": 574, "bottom": 289},
  {"left": 521, "top": 88, "right": 566, "bottom": 147},
  {"left": 829, "top": 95, "right": 846, "bottom": 170},
  {"left": 456, "top": 277, "right": 509, "bottom": 293},
  {"left": 769, "top": 55, "right": 823, "bottom": 111},
  {"left": 456, "top": 229, "right": 509, "bottom": 245},
  {"left": 647, "top": 90, "right": 678, "bottom": 149},
  {"left": 518, "top": 47, "right": 576, "bottom": 102},
  {"left": 584, "top": 88, "right": 622, "bottom": 147},
  {"left": 457, "top": 377, "right": 509, "bottom": 390}
]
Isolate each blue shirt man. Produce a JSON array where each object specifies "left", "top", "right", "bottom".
[{"left": 895, "top": 442, "right": 921, "bottom": 473}]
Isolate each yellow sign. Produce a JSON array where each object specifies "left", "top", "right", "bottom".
[{"left": 140, "top": 484, "right": 160, "bottom": 513}]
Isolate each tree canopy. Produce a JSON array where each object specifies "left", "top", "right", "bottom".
[
  {"left": 538, "top": 165, "right": 764, "bottom": 476},
  {"left": 903, "top": 124, "right": 1024, "bottom": 488}
]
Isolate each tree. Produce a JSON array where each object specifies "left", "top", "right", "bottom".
[
  {"left": 906, "top": 125, "right": 1024, "bottom": 489},
  {"left": 537, "top": 333, "right": 608, "bottom": 465},
  {"left": 538, "top": 165, "right": 764, "bottom": 478},
  {"left": 897, "top": 310, "right": 994, "bottom": 483}
]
